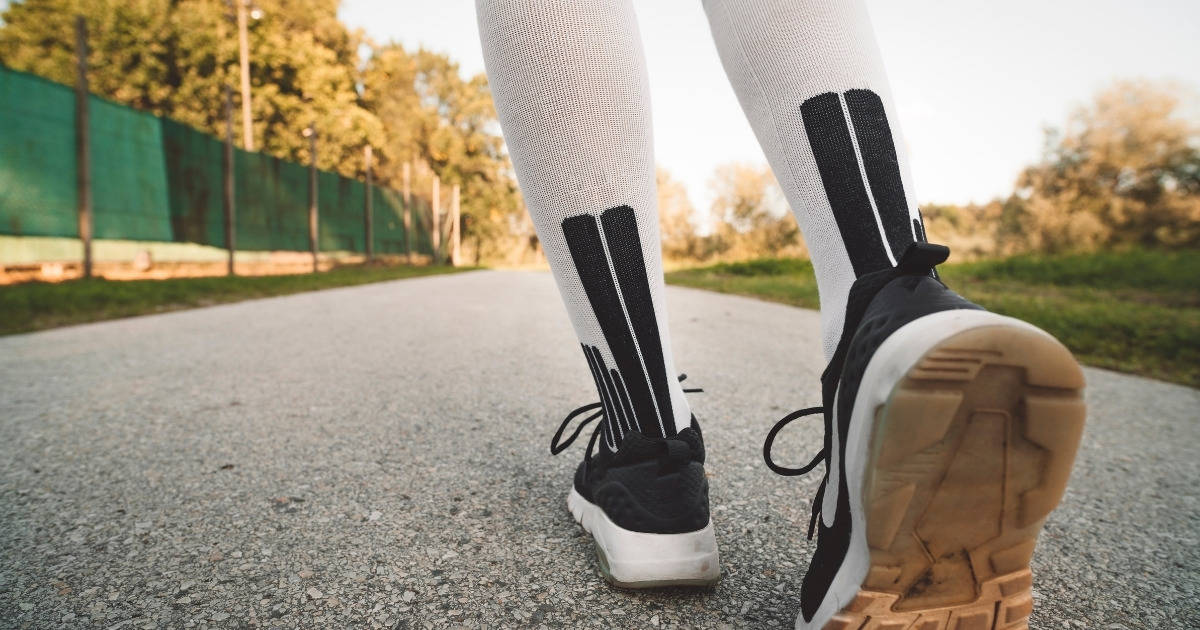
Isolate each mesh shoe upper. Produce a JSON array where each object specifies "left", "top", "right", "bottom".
[
  {"left": 763, "top": 243, "right": 984, "bottom": 621},
  {"left": 573, "top": 422, "right": 711, "bottom": 535}
]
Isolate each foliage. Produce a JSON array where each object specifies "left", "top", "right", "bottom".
[
  {"left": 681, "top": 257, "right": 814, "bottom": 277},
  {"left": 1009, "top": 80, "right": 1200, "bottom": 252},
  {"left": 667, "top": 249, "right": 1200, "bottom": 387},
  {"left": 658, "top": 163, "right": 805, "bottom": 264},
  {"left": 945, "top": 248, "right": 1200, "bottom": 293},
  {"left": 707, "top": 162, "right": 803, "bottom": 259},
  {"left": 657, "top": 168, "right": 703, "bottom": 261},
  {"left": 0, "top": 0, "right": 380, "bottom": 172},
  {"left": 361, "top": 45, "right": 527, "bottom": 264}
]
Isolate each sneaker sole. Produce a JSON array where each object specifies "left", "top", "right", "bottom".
[
  {"left": 566, "top": 487, "right": 721, "bottom": 588},
  {"left": 817, "top": 311, "right": 1086, "bottom": 629}
]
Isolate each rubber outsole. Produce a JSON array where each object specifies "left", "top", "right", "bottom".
[
  {"left": 825, "top": 324, "right": 1086, "bottom": 630},
  {"left": 567, "top": 488, "right": 720, "bottom": 589}
]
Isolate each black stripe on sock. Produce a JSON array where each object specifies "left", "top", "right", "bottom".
[
  {"left": 600, "top": 361, "right": 632, "bottom": 435},
  {"left": 844, "top": 89, "right": 915, "bottom": 259},
  {"left": 610, "top": 368, "right": 638, "bottom": 440},
  {"left": 594, "top": 345, "right": 628, "bottom": 441},
  {"left": 563, "top": 213, "right": 663, "bottom": 438},
  {"left": 801, "top": 92, "right": 891, "bottom": 276},
  {"left": 582, "top": 344, "right": 620, "bottom": 445},
  {"left": 599, "top": 205, "right": 674, "bottom": 437}
]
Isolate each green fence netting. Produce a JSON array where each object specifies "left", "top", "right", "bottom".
[
  {"left": 91, "top": 95, "right": 173, "bottom": 241},
  {"left": 0, "top": 65, "right": 430, "bottom": 257},
  {"left": 162, "top": 118, "right": 225, "bottom": 248},
  {"left": 0, "top": 69, "right": 78, "bottom": 237}
]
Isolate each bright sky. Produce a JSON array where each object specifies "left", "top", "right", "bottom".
[{"left": 343, "top": 0, "right": 1200, "bottom": 212}]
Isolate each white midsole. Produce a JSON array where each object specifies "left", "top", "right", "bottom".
[
  {"left": 567, "top": 487, "right": 720, "bottom": 585},
  {"left": 798, "top": 309, "right": 1048, "bottom": 629}
]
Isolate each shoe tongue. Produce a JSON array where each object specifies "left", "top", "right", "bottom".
[
  {"left": 895, "top": 242, "right": 949, "bottom": 275},
  {"left": 821, "top": 242, "right": 951, "bottom": 405},
  {"left": 663, "top": 439, "right": 691, "bottom": 465},
  {"left": 672, "top": 426, "right": 704, "bottom": 463}
]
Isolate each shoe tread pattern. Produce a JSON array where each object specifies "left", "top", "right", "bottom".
[{"left": 826, "top": 325, "right": 1085, "bottom": 629}]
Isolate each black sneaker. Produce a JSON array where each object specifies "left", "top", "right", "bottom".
[
  {"left": 764, "top": 243, "right": 1086, "bottom": 629},
  {"left": 551, "top": 386, "right": 720, "bottom": 588}
]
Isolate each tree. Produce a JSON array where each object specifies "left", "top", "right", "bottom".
[
  {"left": 360, "top": 44, "right": 524, "bottom": 264},
  {"left": 0, "top": 0, "right": 382, "bottom": 176},
  {"left": 0, "top": 0, "right": 181, "bottom": 112},
  {"left": 707, "top": 162, "right": 802, "bottom": 259},
  {"left": 658, "top": 168, "right": 703, "bottom": 261},
  {"left": 918, "top": 201, "right": 1009, "bottom": 259},
  {"left": 1012, "top": 80, "right": 1200, "bottom": 251}
]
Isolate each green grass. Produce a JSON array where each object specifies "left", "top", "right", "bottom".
[
  {"left": 0, "top": 263, "right": 476, "bottom": 336},
  {"left": 667, "top": 249, "right": 1200, "bottom": 388}
]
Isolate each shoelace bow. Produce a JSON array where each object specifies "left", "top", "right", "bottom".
[
  {"left": 763, "top": 406, "right": 829, "bottom": 540},
  {"left": 550, "top": 374, "right": 702, "bottom": 460}
]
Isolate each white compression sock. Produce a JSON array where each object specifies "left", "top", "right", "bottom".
[
  {"left": 703, "top": 0, "right": 926, "bottom": 359},
  {"left": 476, "top": 0, "right": 692, "bottom": 443}
]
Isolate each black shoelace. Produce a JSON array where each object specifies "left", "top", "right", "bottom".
[
  {"left": 763, "top": 406, "right": 830, "bottom": 540},
  {"left": 550, "top": 374, "right": 702, "bottom": 459}
]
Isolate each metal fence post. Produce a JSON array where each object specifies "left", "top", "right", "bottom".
[
  {"left": 451, "top": 183, "right": 461, "bottom": 267},
  {"left": 74, "top": 16, "right": 93, "bottom": 279},
  {"left": 402, "top": 161, "right": 412, "bottom": 264},
  {"left": 364, "top": 145, "right": 373, "bottom": 261},
  {"left": 431, "top": 174, "right": 440, "bottom": 262},
  {"left": 222, "top": 85, "right": 236, "bottom": 276},
  {"left": 306, "top": 124, "right": 318, "bottom": 273}
]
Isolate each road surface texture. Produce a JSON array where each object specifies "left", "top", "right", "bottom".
[{"left": 1, "top": 270, "right": 1197, "bottom": 629}]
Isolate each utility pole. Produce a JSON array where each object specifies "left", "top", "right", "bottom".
[
  {"left": 222, "top": 85, "right": 236, "bottom": 275},
  {"left": 451, "top": 184, "right": 461, "bottom": 267},
  {"left": 236, "top": 0, "right": 255, "bottom": 151},
  {"left": 305, "top": 124, "right": 318, "bottom": 273},
  {"left": 431, "top": 174, "right": 440, "bottom": 263},
  {"left": 402, "top": 161, "right": 412, "bottom": 263},
  {"left": 74, "top": 16, "right": 92, "bottom": 279},
  {"left": 363, "top": 146, "right": 373, "bottom": 261}
]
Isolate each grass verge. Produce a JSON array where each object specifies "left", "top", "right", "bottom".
[
  {"left": 0, "top": 263, "right": 476, "bottom": 336},
  {"left": 667, "top": 249, "right": 1200, "bottom": 388}
]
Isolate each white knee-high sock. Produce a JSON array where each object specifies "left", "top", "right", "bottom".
[
  {"left": 476, "top": 0, "right": 692, "bottom": 443},
  {"left": 703, "top": 0, "right": 926, "bottom": 359}
]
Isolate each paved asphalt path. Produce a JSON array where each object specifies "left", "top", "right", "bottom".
[{"left": 1, "top": 270, "right": 1197, "bottom": 629}]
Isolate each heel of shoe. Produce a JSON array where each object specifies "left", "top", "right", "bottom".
[
  {"left": 568, "top": 488, "right": 720, "bottom": 588},
  {"left": 825, "top": 570, "right": 1033, "bottom": 630}
]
